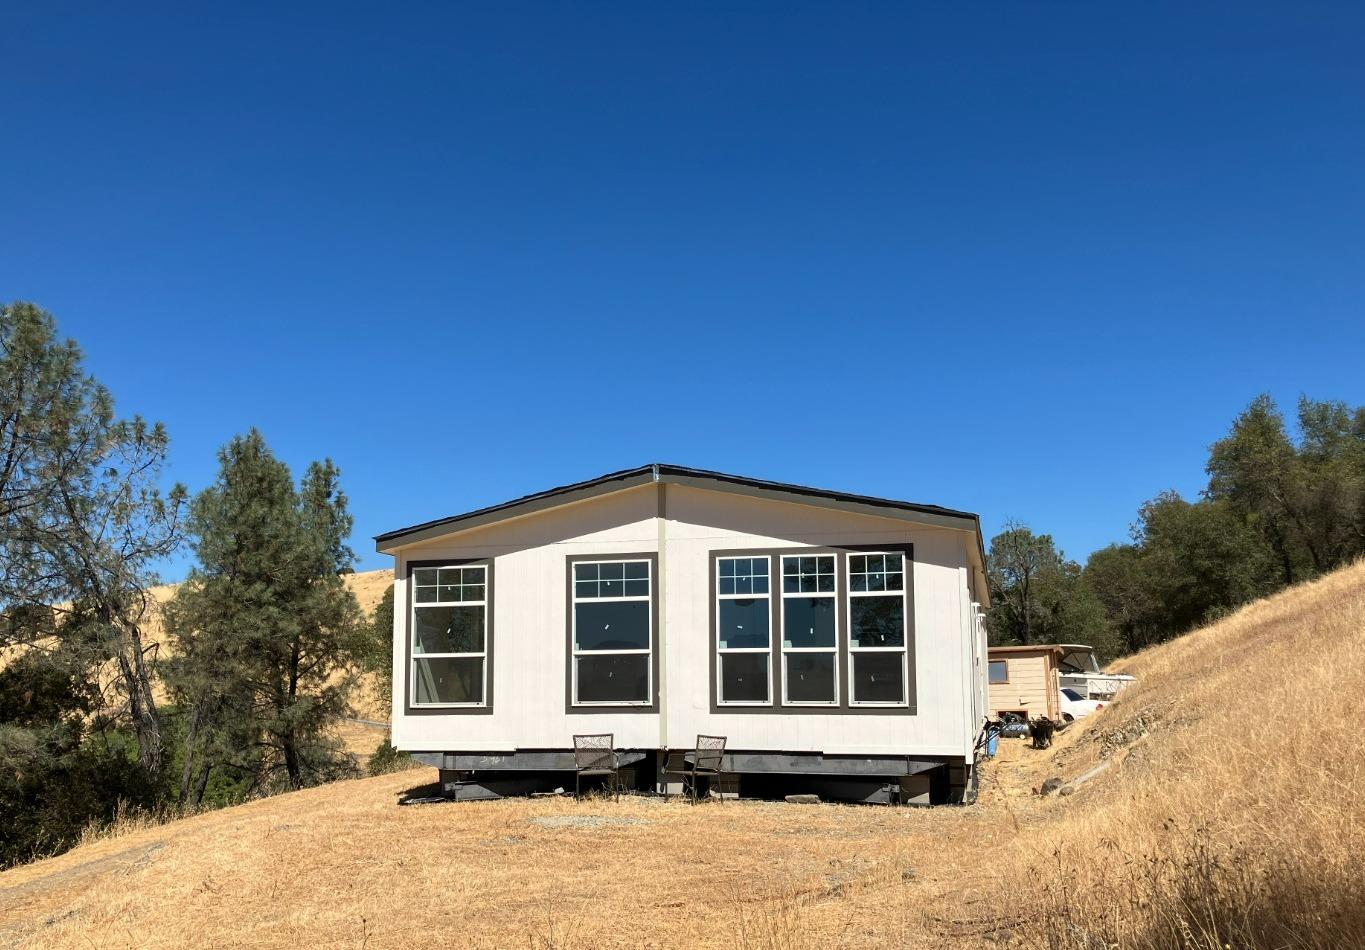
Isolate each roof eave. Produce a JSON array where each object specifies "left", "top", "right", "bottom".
[
  {"left": 374, "top": 466, "right": 657, "bottom": 553},
  {"left": 375, "top": 463, "right": 984, "bottom": 554}
]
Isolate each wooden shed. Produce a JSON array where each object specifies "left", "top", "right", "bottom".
[{"left": 986, "top": 644, "right": 1064, "bottom": 721}]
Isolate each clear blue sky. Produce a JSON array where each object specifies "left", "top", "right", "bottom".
[{"left": 4, "top": 4, "right": 1363, "bottom": 577}]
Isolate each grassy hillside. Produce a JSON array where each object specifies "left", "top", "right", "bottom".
[
  {"left": 128, "top": 568, "right": 394, "bottom": 746},
  {"left": 2, "top": 562, "right": 1362, "bottom": 948},
  {"left": 137, "top": 566, "right": 393, "bottom": 662}
]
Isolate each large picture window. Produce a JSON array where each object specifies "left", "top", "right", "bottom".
[
  {"left": 716, "top": 556, "right": 772, "bottom": 705},
  {"left": 847, "top": 553, "right": 908, "bottom": 705},
  {"left": 571, "top": 559, "right": 652, "bottom": 705},
  {"left": 411, "top": 564, "right": 487, "bottom": 707},
  {"left": 780, "top": 555, "right": 838, "bottom": 705}
]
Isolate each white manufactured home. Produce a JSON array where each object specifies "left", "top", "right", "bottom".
[{"left": 376, "top": 464, "right": 991, "bottom": 804}]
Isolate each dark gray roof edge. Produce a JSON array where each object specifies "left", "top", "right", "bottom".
[
  {"left": 375, "top": 462, "right": 983, "bottom": 552},
  {"left": 373, "top": 465, "right": 657, "bottom": 546}
]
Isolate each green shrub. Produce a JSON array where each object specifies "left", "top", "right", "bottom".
[{"left": 366, "top": 738, "right": 413, "bottom": 776}]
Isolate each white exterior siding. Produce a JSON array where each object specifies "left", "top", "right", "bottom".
[{"left": 390, "top": 482, "right": 982, "bottom": 759}]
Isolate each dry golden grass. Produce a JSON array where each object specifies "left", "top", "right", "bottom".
[
  {"left": 980, "top": 559, "right": 1365, "bottom": 949},
  {"left": 2, "top": 563, "right": 1362, "bottom": 949},
  {"left": 332, "top": 718, "right": 392, "bottom": 762}
]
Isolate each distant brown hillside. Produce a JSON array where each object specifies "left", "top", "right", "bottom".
[
  {"left": 141, "top": 566, "right": 393, "bottom": 641},
  {"left": 121, "top": 568, "right": 394, "bottom": 736}
]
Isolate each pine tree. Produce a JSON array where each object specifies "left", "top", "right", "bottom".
[
  {"left": 361, "top": 585, "right": 395, "bottom": 702},
  {"left": 163, "top": 431, "right": 362, "bottom": 802},
  {"left": 0, "top": 302, "right": 184, "bottom": 778},
  {"left": 274, "top": 459, "right": 364, "bottom": 788}
]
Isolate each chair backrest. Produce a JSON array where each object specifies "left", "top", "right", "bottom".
[
  {"left": 573, "top": 733, "right": 614, "bottom": 770},
  {"left": 694, "top": 734, "right": 726, "bottom": 771}
]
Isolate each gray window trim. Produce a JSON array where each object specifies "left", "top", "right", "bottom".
[
  {"left": 708, "top": 544, "right": 917, "bottom": 716},
  {"left": 565, "top": 552, "right": 661, "bottom": 713},
  {"left": 404, "top": 557, "right": 495, "bottom": 716}
]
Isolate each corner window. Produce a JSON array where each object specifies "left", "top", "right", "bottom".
[
  {"left": 781, "top": 555, "right": 838, "bottom": 705},
  {"left": 411, "top": 565, "right": 487, "bottom": 706},
  {"left": 989, "top": 660, "right": 1009, "bottom": 684},
  {"left": 847, "top": 553, "right": 908, "bottom": 705},
  {"left": 571, "top": 560, "right": 652, "bottom": 705},
  {"left": 716, "top": 556, "right": 772, "bottom": 705}
]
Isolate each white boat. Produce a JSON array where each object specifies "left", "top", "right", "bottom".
[{"left": 1055, "top": 644, "right": 1135, "bottom": 700}]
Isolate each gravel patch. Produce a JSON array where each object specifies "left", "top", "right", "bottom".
[{"left": 529, "top": 815, "right": 654, "bottom": 830}]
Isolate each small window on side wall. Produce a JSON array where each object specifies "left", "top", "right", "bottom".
[
  {"left": 411, "top": 565, "right": 488, "bottom": 707},
  {"left": 988, "top": 660, "right": 1009, "bottom": 684}
]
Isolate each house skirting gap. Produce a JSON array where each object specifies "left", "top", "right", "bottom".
[{"left": 409, "top": 749, "right": 972, "bottom": 805}]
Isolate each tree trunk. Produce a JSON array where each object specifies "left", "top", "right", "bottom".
[
  {"left": 180, "top": 704, "right": 203, "bottom": 802},
  {"left": 282, "top": 733, "right": 302, "bottom": 790},
  {"left": 115, "top": 622, "right": 163, "bottom": 777},
  {"left": 1268, "top": 520, "right": 1296, "bottom": 587},
  {"left": 281, "top": 638, "right": 303, "bottom": 789},
  {"left": 191, "top": 760, "right": 211, "bottom": 806}
]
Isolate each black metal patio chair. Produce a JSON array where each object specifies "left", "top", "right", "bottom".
[
  {"left": 572, "top": 733, "right": 620, "bottom": 801},
  {"left": 665, "top": 734, "right": 727, "bottom": 804}
]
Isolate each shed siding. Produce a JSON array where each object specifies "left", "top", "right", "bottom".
[
  {"left": 391, "top": 483, "right": 981, "bottom": 759},
  {"left": 987, "top": 652, "right": 1056, "bottom": 719}
]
